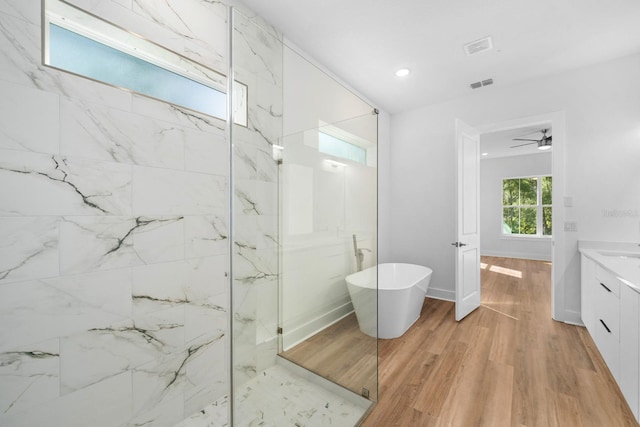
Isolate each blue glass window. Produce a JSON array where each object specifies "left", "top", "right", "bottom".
[
  {"left": 318, "top": 132, "right": 367, "bottom": 164},
  {"left": 48, "top": 24, "right": 226, "bottom": 119}
]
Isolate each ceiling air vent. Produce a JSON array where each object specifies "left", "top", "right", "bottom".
[
  {"left": 464, "top": 36, "right": 493, "bottom": 55},
  {"left": 470, "top": 78, "right": 494, "bottom": 90}
]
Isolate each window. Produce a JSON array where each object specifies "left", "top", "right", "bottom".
[
  {"left": 502, "top": 176, "right": 552, "bottom": 236},
  {"left": 318, "top": 132, "right": 367, "bottom": 164},
  {"left": 43, "top": 0, "right": 247, "bottom": 125}
]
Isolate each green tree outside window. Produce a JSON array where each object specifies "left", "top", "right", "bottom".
[{"left": 502, "top": 176, "right": 552, "bottom": 236}]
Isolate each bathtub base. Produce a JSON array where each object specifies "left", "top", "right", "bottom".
[{"left": 346, "top": 263, "right": 433, "bottom": 340}]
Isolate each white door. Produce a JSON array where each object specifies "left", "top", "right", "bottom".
[{"left": 454, "top": 119, "right": 481, "bottom": 321}]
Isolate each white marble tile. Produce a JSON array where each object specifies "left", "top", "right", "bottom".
[
  {"left": 59, "top": 309, "right": 182, "bottom": 396},
  {"left": 0, "top": 12, "right": 132, "bottom": 111},
  {"left": 60, "top": 97, "right": 186, "bottom": 169},
  {"left": 0, "top": 150, "right": 132, "bottom": 216},
  {"left": 256, "top": 144, "right": 278, "bottom": 183},
  {"left": 131, "top": 0, "right": 227, "bottom": 71},
  {"left": 0, "top": 1, "right": 40, "bottom": 25},
  {"left": 233, "top": 243, "right": 277, "bottom": 287},
  {"left": 0, "top": 216, "right": 59, "bottom": 285},
  {"left": 184, "top": 255, "right": 228, "bottom": 308},
  {"left": 0, "top": 371, "right": 133, "bottom": 427},
  {"left": 59, "top": 216, "right": 143, "bottom": 274},
  {"left": 185, "top": 129, "right": 227, "bottom": 176},
  {"left": 131, "top": 301, "right": 185, "bottom": 355},
  {"left": 184, "top": 331, "right": 226, "bottom": 407},
  {"left": 45, "top": 268, "right": 132, "bottom": 319},
  {"left": 254, "top": 181, "right": 278, "bottom": 216},
  {"left": 185, "top": 304, "right": 226, "bottom": 347},
  {"left": 0, "top": 80, "right": 59, "bottom": 154},
  {"left": 184, "top": 214, "right": 228, "bottom": 258},
  {"left": 132, "top": 94, "right": 225, "bottom": 134},
  {"left": 0, "top": 339, "right": 60, "bottom": 417},
  {"left": 187, "top": 364, "right": 368, "bottom": 427},
  {"left": 0, "top": 279, "right": 125, "bottom": 353},
  {"left": 132, "top": 351, "right": 187, "bottom": 417},
  {"left": 66, "top": 0, "right": 226, "bottom": 72},
  {"left": 133, "top": 166, "right": 226, "bottom": 215},
  {"left": 129, "top": 393, "right": 184, "bottom": 427},
  {"left": 175, "top": 394, "right": 228, "bottom": 427},
  {"left": 233, "top": 143, "right": 258, "bottom": 180},
  {"left": 132, "top": 216, "right": 185, "bottom": 264},
  {"left": 234, "top": 179, "right": 260, "bottom": 216},
  {"left": 232, "top": 10, "right": 283, "bottom": 89},
  {"left": 133, "top": 260, "right": 189, "bottom": 302}
]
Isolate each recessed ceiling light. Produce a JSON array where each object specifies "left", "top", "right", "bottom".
[
  {"left": 395, "top": 68, "right": 410, "bottom": 77},
  {"left": 481, "top": 152, "right": 489, "bottom": 156}
]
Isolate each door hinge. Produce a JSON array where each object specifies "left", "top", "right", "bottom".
[{"left": 277, "top": 327, "right": 283, "bottom": 335}]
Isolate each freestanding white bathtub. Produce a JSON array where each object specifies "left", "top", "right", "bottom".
[{"left": 346, "top": 263, "right": 433, "bottom": 339}]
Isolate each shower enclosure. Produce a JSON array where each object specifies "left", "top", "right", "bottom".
[
  {"left": 0, "top": 1, "right": 376, "bottom": 425},
  {"left": 230, "top": 8, "right": 379, "bottom": 425}
]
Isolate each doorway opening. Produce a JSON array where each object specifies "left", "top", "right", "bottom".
[{"left": 462, "top": 111, "right": 567, "bottom": 321}]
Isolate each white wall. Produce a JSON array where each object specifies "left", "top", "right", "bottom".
[
  {"left": 480, "top": 153, "right": 552, "bottom": 261},
  {"left": 388, "top": 53, "right": 640, "bottom": 321}
]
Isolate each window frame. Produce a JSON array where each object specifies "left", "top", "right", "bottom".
[
  {"left": 42, "top": 0, "right": 248, "bottom": 126},
  {"left": 501, "top": 174, "right": 552, "bottom": 238}
]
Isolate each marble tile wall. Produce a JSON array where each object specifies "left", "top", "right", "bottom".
[
  {"left": 229, "top": 7, "right": 283, "bottom": 388},
  {"left": 0, "top": 0, "right": 282, "bottom": 425}
]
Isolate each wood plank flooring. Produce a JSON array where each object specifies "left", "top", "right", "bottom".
[
  {"left": 281, "top": 256, "right": 637, "bottom": 426},
  {"left": 363, "top": 256, "right": 638, "bottom": 427},
  {"left": 280, "top": 312, "right": 378, "bottom": 400}
]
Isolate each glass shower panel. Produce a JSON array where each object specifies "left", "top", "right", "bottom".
[
  {"left": 231, "top": 7, "right": 378, "bottom": 425},
  {"left": 278, "top": 113, "right": 378, "bottom": 401}
]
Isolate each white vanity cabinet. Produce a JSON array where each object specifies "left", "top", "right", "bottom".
[
  {"left": 580, "top": 253, "right": 640, "bottom": 421},
  {"left": 580, "top": 255, "right": 596, "bottom": 333},
  {"left": 620, "top": 282, "right": 640, "bottom": 419}
]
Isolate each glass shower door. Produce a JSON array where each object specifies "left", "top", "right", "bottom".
[
  {"left": 278, "top": 114, "right": 378, "bottom": 401},
  {"left": 230, "top": 7, "right": 378, "bottom": 425}
]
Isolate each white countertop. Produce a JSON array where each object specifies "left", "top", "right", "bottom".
[{"left": 579, "top": 240, "right": 640, "bottom": 292}]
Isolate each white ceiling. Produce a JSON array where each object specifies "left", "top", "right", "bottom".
[{"left": 240, "top": 0, "right": 640, "bottom": 114}]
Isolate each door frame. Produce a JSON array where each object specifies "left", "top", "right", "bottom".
[{"left": 474, "top": 111, "right": 567, "bottom": 321}]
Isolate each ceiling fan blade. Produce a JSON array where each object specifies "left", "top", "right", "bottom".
[
  {"left": 510, "top": 141, "right": 537, "bottom": 148},
  {"left": 512, "top": 138, "right": 539, "bottom": 142}
]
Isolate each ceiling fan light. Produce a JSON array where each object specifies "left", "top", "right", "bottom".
[{"left": 538, "top": 144, "right": 552, "bottom": 150}]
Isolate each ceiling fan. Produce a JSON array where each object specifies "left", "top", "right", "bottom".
[{"left": 510, "top": 128, "right": 552, "bottom": 150}]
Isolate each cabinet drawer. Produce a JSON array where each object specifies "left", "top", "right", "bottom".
[
  {"left": 595, "top": 264, "right": 620, "bottom": 297},
  {"left": 594, "top": 314, "right": 620, "bottom": 381},
  {"left": 595, "top": 286, "right": 620, "bottom": 340}
]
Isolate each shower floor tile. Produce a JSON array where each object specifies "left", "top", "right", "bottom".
[{"left": 176, "top": 364, "right": 370, "bottom": 426}]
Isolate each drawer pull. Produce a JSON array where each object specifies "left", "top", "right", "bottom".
[
  {"left": 599, "top": 282, "right": 612, "bottom": 293},
  {"left": 600, "top": 319, "right": 611, "bottom": 333}
]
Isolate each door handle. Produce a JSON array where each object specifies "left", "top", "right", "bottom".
[{"left": 451, "top": 242, "right": 468, "bottom": 247}]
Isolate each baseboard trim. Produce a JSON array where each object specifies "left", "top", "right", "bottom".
[
  {"left": 555, "top": 309, "right": 584, "bottom": 326},
  {"left": 426, "top": 287, "right": 455, "bottom": 302},
  {"left": 283, "top": 302, "right": 354, "bottom": 351}
]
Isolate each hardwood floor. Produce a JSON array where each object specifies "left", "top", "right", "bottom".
[
  {"left": 362, "top": 256, "right": 638, "bottom": 427},
  {"left": 280, "top": 313, "right": 378, "bottom": 400}
]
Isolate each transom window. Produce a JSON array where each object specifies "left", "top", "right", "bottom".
[
  {"left": 318, "top": 132, "right": 367, "bottom": 165},
  {"left": 43, "top": 0, "right": 248, "bottom": 125},
  {"left": 502, "top": 176, "right": 552, "bottom": 237}
]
